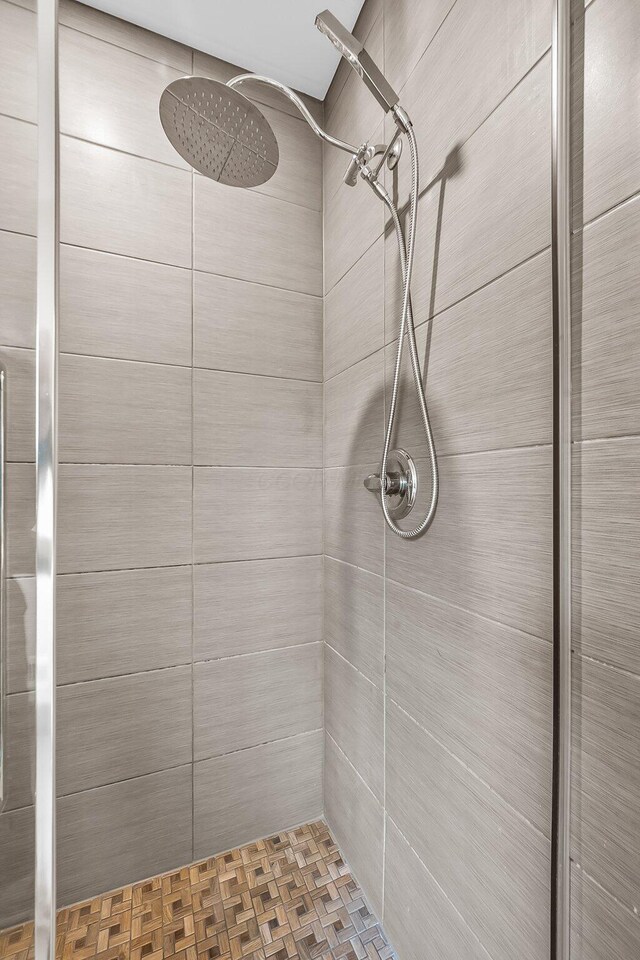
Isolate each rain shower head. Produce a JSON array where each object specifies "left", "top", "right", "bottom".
[
  {"left": 159, "top": 76, "right": 279, "bottom": 187},
  {"left": 315, "top": 9, "right": 399, "bottom": 113}
]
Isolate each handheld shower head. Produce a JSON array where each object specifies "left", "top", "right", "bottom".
[
  {"left": 159, "top": 76, "right": 279, "bottom": 187},
  {"left": 315, "top": 9, "right": 399, "bottom": 113}
]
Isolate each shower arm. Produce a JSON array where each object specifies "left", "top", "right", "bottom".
[{"left": 227, "top": 74, "right": 361, "bottom": 156}]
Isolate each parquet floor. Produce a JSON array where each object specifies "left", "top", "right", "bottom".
[{"left": 0, "top": 821, "right": 396, "bottom": 960}]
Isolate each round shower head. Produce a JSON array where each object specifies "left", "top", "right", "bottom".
[{"left": 159, "top": 76, "right": 279, "bottom": 187}]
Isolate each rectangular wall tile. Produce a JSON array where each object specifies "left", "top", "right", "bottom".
[
  {"left": 194, "top": 732, "right": 323, "bottom": 857},
  {"left": 6, "top": 462, "right": 35, "bottom": 577},
  {"left": 324, "top": 350, "right": 384, "bottom": 468},
  {"left": 384, "top": 818, "right": 493, "bottom": 960},
  {"left": 385, "top": 56, "right": 551, "bottom": 327},
  {"left": 194, "top": 556, "right": 322, "bottom": 661},
  {"left": 0, "top": 115, "right": 37, "bottom": 235},
  {"left": 324, "top": 734, "right": 384, "bottom": 917},
  {"left": 0, "top": 345, "right": 34, "bottom": 461},
  {"left": 194, "top": 178, "right": 322, "bottom": 295},
  {"left": 574, "top": 437, "right": 640, "bottom": 672},
  {"left": 194, "top": 467, "right": 322, "bottom": 562},
  {"left": 6, "top": 576, "right": 35, "bottom": 694},
  {"left": 194, "top": 369, "right": 321, "bottom": 467},
  {"left": 384, "top": 0, "right": 457, "bottom": 92},
  {"left": 324, "top": 557, "right": 383, "bottom": 686},
  {"left": 57, "top": 465, "right": 192, "bottom": 573},
  {"left": 574, "top": 194, "right": 640, "bottom": 441},
  {"left": 391, "top": 0, "right": 552, "bottom": 188},
  {"left": 61, "top": 137, "right": 192, "bottom": 267},
  {"left": 193, "top": 49, "right": 323, "bottom": 126},
  {"left": 194, "top": 644, "right": 322, "bottom": 759},
  {"left": 5, "top": 668, "right": 192, "bottom": 808},
  {"left": 59, "top": 354, "right": 192, "bottom": 464},
  {"left": 386, "top": 579, "right": 552, "bottom": 834},
  {"left": 8, "top": 568, "right": 191, "bottom": 693},
  {"left": 385, "top": 251, "right": 552, "bottom": 455},
  {"left": 386, "top": 702, "right": 550, "bottom": 960},
  {"left": 57, "top": 766, "right": 193, "bottom": 908},
  {"left": 324, "top": 464, "right": 384, "bottom": 575},
  {"left": 3, "top": 692, "right": 34, "bottom": 811},
  {"left": 57, "top": 667, "right": 192, "bottom": 795},
  {"left": 577, "top": 0, "right": 640, "bottom": 223},
  {"left": 571, "top": 864, "right": 640, "bottom": 960},
  {"left": 58, "top": 567, "right": 192, "bottom": 686},
  {"left": 572, "top": 656, "right": 640, "bottom": 909},
  {"left": 0, "top": 807, "right": 34, "bottom": 928},
  {"left": 0, "top": 1, "right": 36, "bottom": 123},
  {"left": 194, "top": 272, "right": 322, "bottom": 380},
  {"left": 324, "top": 646, "right": 383, "bottom": 800},
  {"left": 60, "top": 245, "right": 192, "bottom": 365},
  {"left": 0, "top": 230, "right": 36, "bottom": 349},
  {"left": 386, "top": 447, "right": 553, "bottom": 640},
  {"left": 249, "top": 105, "right": 322, "bottom": 211},
  {"left": 324, "top": 133, "right": 384, "bottom": 294},
  {"left": 324, "top": 236, "right": 384, "bottom": 380},
  {"left": 60, "top": 27, "right": 188, "bottom": 167},
  {"left": 58, "top": 0, "right": 192, "bottom": 70}
]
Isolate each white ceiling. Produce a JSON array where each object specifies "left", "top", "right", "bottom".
[{"left": 78, "top": 0, "right": 366, "bottom": 100}]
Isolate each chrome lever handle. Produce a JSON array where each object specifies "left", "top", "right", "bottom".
[
  {"left": 362, "top": 450, "right": 418, "bottom": 522},
  {"left": 363, "top": 473, "right": 382, "bottom": 492},
  {"left": 363, "top": 470, "right": 404, "bottom": 496}
]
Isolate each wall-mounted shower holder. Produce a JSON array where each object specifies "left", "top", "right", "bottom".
[{"left": 363, "top": 448, "right": 418, "bottom": 521}]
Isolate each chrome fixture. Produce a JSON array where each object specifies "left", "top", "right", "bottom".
[
  {"left": 315, "top": 9, "right": 399, "bottom": 113},
  {"left": 364, "top": 450, "right": 417, "bottom": 521},
  {"left": 159, "top": 9, "right": 439, "bottom": 539},
  {"left": 159, "top": 77, "right": 279, "bottom": 187}
]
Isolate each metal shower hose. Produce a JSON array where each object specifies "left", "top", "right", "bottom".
[{"left": 376, "top": 123, "right": 439, "bottom": 538}]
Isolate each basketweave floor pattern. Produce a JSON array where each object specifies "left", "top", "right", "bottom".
[{"left": 0, "top": 821, "right": 396, "bottom": 960}]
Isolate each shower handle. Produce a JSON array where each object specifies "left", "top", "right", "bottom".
[
  {"left": 363, "top": 448, "right": 418, "bottom": 522},
  {"left": 363, "top": 471, "right": 404, "bottom": 496}
]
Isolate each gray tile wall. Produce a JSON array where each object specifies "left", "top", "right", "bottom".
[
  {"left": 322, "top": 0, "right": 555, "bottom": 956},
  {"left": 571, "top": 0, "right": 640, "bottom": 954},
  {"left": 0, "top": 0, "right": 323, "bottom": 926}
]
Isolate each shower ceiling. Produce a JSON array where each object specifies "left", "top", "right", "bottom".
[{"left": 76, "top": 0, "right": 366, "bottom": 99}]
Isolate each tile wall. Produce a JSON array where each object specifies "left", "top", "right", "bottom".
[
  {"left": 322, "top": 1, "right": 555, "bottom": 958},
  {"left": 0, "top": 0, "right": 323, "bottom": 926},
  {"left": 570, "top": 0, "right": 640, "bottom": 956}
]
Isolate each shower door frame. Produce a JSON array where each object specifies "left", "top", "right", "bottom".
[
  {"left": 551, "top": 0, "right": 572, "bottom": 958},
  {"left": 34, "top": 2, "right": 59, "bottom": 960},
  {"left": 26, "top": 0, "right": 573, "bottom": 957}
]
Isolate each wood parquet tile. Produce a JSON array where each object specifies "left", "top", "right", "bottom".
[{"left": 0, "top": 822, "right": 396, "bottom": 960}]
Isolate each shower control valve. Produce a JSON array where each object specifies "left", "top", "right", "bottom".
[
  {"left": 363, "top": 449, "right": 418, "bottom": 521},
  {"left": 363, "top": 471, "right": 404, "bottom": 496}
]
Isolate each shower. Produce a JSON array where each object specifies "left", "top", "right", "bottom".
[{"left": 159, "top": 9, "right": 439, "bottom": 539}]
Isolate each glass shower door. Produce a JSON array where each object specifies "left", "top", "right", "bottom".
[{"left": 0, "top": 0, "right": 43, "bottom": 945}]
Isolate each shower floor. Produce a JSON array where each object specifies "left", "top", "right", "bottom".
[{"left": 0, "top": 821, "right": 395, "bottom": 960}]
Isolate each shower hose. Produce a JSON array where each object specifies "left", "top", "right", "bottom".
[{"left": 372, "top": 121, "right": 439, "bottom": 539}]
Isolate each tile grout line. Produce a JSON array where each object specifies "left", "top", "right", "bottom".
[
  {"left": 6, "top": 729, "right": 325, "bottom": 817},
  {"left": 571, "top": 860, "right": 640, "bottom": 926},
  {"left": 0, "top": 343, "right": 324, "bottom": 383},
  {"left": 0, "top": 220, "right": 324, "bottom": 298},
  {"left": 7, "top": 640, "right": 325, "bottom": 697},
  {"left": 389, "top": 697, "right": 551, "bottom": 841},
  {"left": 385, "top": 810, "right": 498, "bottom": 960}
]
